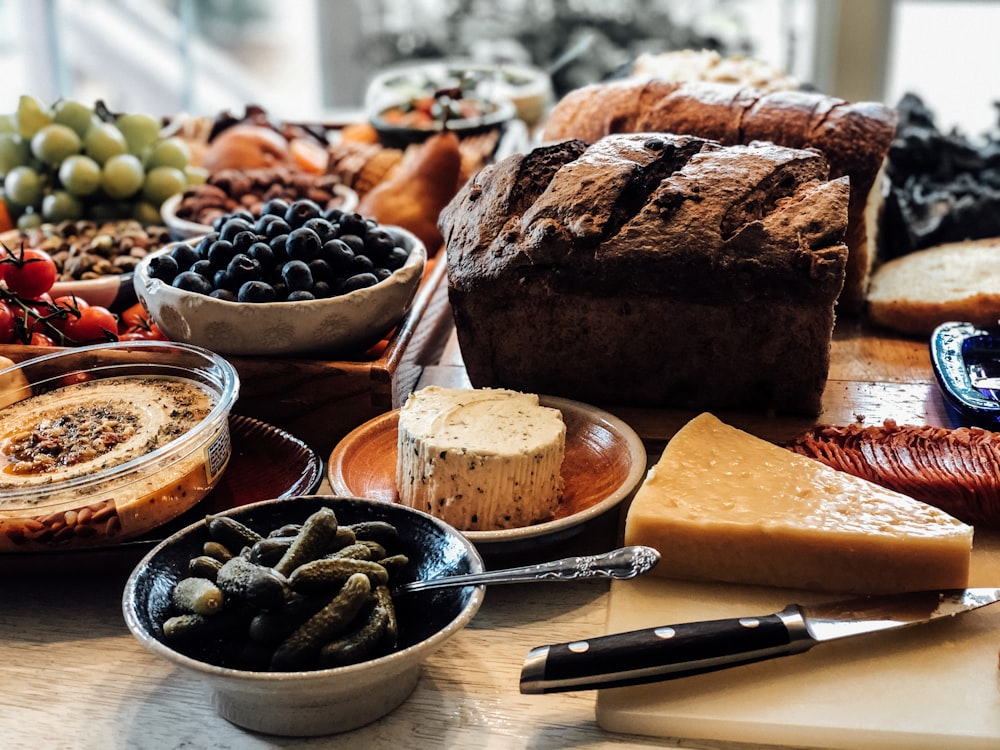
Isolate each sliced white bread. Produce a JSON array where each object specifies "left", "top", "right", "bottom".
[{"left": 866, "top": 236, "right": 1000, "bottom": 336}]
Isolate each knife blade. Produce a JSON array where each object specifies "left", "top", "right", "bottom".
[{"left": 519, "top": 587, "right": 1000, "bottom": 694}]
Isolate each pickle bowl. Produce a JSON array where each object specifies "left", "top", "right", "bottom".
[{"left": 122, "top": 494, "right": 485, "bottom": 737}]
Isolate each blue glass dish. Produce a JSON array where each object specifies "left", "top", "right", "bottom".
[{"left": 929, "top": 321, "right": 1000, "bottom": 425}]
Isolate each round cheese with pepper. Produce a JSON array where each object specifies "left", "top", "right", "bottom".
[{"left": 396, "top": 386, "right": 565, "bottom": 531}]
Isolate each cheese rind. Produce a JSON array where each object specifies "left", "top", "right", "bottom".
[
  {"left": 396, "top": 386, "right": 565, "bottom": 531},
  {"left": 624, "top": 413, "right": 973, "bottom": 594}
]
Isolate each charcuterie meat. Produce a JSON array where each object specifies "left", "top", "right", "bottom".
[{"left": 788, "top": 420, "right": 1000, "bottom": 526}]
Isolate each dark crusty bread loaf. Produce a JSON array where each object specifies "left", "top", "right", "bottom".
[
  {"left": 440, "top": 133, "right": 850, "bottom": 416},
  {"left": 542, "top": 79, "right": 897, "bottom": 313}
]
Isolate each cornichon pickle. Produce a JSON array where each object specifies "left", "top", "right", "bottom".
[
  {"left": 188, "top": 554, "right": 223, "bottom": 581},
  {"left": 267, "top": 523, "right": 302, "bottom": 539},
  {"left": 248, "top": 593, "right": 329, "bottom": 644},
  {"left": 171, "top": 576, "right": 224, "bottom": 615},
  {"left": 208, "top": 515, "right": 263, "bottom": 552},
  {"left": 375, "top": 554, "right": 410, "bottom": 584},
  {"left": 273, "top": 507, "right": 341, "bottom": 576},
  {"left": 215, "top": 555, "right": 289, "bottom": 609},
  {"left": 345, "top": 521, "right": 400, "bottom": 549},
  {"left": 319, "top": 599, "right": 390, "bottom": 668},
  {"left": 374, "top": 583, "right": 398, "bottom": 648},
  {"left": 288, "top": 557, "right": 390, "bottom": 592},
  {"left": 270, "top": 572, "right": 372, "bottom": 671},
  {"left": 162, "top": 611, "right": 240, "bottom": 641},
  {"left": 248, "top": 537, "right": 293, "bottom": 567},
  {"left": 329, "top": 542, "right": 377, "bottom": 561},
  {"left": 202, "top": 540, "right": 234, "bottom": 562}
]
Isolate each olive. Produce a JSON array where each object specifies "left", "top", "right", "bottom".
[
  {"left": 260, "top": 198, "right": 290, "bottom": 218},
  {"left": 321, "top": 239, "right": 354, "bottom": 272},
  {"left": 232, "top": 229, "right": 259, "bottom": 254},
  {"left": 383, "top": 246, "right": 410, "bottom": 270},
  {"left": 338, "top": 233, "right": 365, "bottom": 255},
  {"left": 281, "top": 259, "right": 313, "bottom": 292},
  {"left": 170, "top": 242, "right": 200, "bottom": 269},
  {"left": 195, "top": 232, "right": 219, "bottom": 259},
  {"left": 303, "top": 217, "right": 334, "bottom": 243},
  {"left": 323, "top": 206, "right": 345, "bottom": 224},
  {"left": 286, "top": 227, "right": 322, "bottom": 262},
  {"left": 308, "top": 258, "right": 333, "bottom": 283},
  {"left": 219, "top": 217, "right": 254, "bottom": 244},
  {"left": 338, "top": 212, "right": 368, "bottom": 236},
  {"left": 210, "top": 288, "right": 238, "bottom": 302},
  {"left": 238, "top": 280, "right": 278, "bottom": 303},
  {"left": 363, "top": 229, "right": 395, "bottom": 262},
  {"left": 341, "top": 272, "right": 379, "bottom": 294},
  {"left": 190, "top": 259, "right": 214, "bottom": 279},
  {"left": 254, "top": 214, "right": 282, "bottom": 235},
  {"left": 348, "top": 254, "right": 374, "bottom": 274},
  {"left": 148, "top": 253, "right": 179, "bottom": 282},
  {"left": 286, "top": 289, "right": 316, "bottom": 301},
  {"left": 173, "top": 270, "right": 213, "bottom": 295},
  {"left": 213, "top": 268, "right": 238, "bottom": 292},
  {"left": 265, "top": 219, "right": 291, "bottom": 241},
  {"left": 247, "top": 241, "right": 276, "bottom": 272},
  {"left": 227, "top": 253, "right": 262, "bottom": 284},
  {"left": 284, "top": 199, "right": 323, "bottom": 228},
  {"left": 206, "top": 239, "right": 237, "bottom": 269}
]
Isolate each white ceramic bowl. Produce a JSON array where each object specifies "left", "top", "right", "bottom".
[
  {"left": 161, "top": 183, "right": 360, "bottom": 241},
  {"left": 122, "top": 495, "right": 485, "bottom": 736},
  {"left": 132, "top": 226, "right": 426, "bottom": 356}
]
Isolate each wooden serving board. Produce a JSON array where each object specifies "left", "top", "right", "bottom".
[{"left": 597, "top": 532, "right": 1000, "bottom": 749}]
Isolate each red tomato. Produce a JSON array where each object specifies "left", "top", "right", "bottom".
[
  {"left": 0, "top": 301, "right": 16, "bottom": 343},
  {"left": 62, "top": 305, "right": 119, "bottom": 344},
  {"left": 118, "top": 302, "right": 150, "bottom": 331},
  {"left": 49, "top": 294, "right": 88, "bottom": 333},
  {"left": 29, "top": 331, "right": 56, "bottom": 346},
  {"left": 2, "top": 248, "right": 58, "bottom": 298}
]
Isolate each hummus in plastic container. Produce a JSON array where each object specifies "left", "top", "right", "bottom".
[{"left": 0, "top": 341, "right": 239, "bottom": 552}]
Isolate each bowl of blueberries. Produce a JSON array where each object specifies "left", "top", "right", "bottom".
[{"left": 133, "top": 199, "right": 427, "bottom": 356}]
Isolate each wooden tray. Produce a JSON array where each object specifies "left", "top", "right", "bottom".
[{"left": 0, "top": 256, "right": 453, "bottom": 457}]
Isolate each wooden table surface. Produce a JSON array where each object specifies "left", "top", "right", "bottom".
[{"left": 0, "top": 318, "right": 963, "bottom": 750}]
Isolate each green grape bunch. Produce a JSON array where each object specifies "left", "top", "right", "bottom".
[{"left": 0, "top": 95, "right": 207, "bottom": 230}]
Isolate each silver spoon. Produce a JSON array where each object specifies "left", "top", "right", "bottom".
[{"left": 394, "top": 545, "right": 660, "bottom": 595}]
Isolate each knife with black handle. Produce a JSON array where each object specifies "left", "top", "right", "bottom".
[{"left": 519, "top": 587, "right": 1000, "bottom": 694}]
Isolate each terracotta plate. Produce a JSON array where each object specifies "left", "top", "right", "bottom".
[
  {"left": 327, "top": 395, "right": 647, "bottom": 551},
  {"left": 2, "top": 415, "right": 323, "bottom": 574}
]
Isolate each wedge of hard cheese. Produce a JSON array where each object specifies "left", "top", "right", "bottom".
[{"left": 623, "top": 413, "right": 973, "bottom": 594}]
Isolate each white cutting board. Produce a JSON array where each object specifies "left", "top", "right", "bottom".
[{"left": 597, "top": 531, "right": 1000, "bottom": 749}]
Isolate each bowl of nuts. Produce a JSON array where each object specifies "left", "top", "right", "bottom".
[
  {"left": 122, "top": 494, "right": 485, "bottom": 736},
  {"left": 133, "top": 201, "right": 426, "bottom": 356},
  {"left": 2, "top": 220, "right": 175, "bottom": 310},
  {"left": 160, "top": 167, "right": 359, "bottom": 241}
]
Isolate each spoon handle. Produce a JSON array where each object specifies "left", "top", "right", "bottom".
[{"left": 395, "top": 546, "right": 660, "bottom": 594}]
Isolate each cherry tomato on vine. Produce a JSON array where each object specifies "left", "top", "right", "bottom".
[
  {"left": 62, "top": 305, "right": 119, "bottom": 344},
  {"left": 29, "top": 331, "right": 56, "bottom": 346},
  {"left": 2, "top": 248, "right": 58, "bottom": 298},
  {"left": 49, "top": 294, "right": 88, "bottom": 333},
  {"left": 0, "top": 301, "right": 16, "bottom": 343},
  {"left": 118, "top": 302, "right": 149, "bottom": 330}
]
